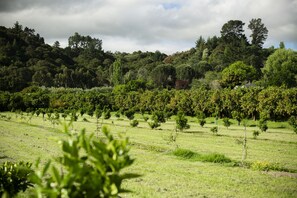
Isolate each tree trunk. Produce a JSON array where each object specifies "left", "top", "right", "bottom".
[{"left": 242, "top": 125, "right": 247, "bottom": 164}]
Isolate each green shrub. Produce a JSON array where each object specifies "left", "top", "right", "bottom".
[
  {"left": 30, "top": 125, "right": 139, "bottom": 197},
  {"left": 151, "top": 111, "right": 166, "bottom": 123},
  {"left": 130, "top": 119, "right": 139, "bottom": 127},
  {"left": 288, "top": 116, "right": 297, "bottom": 133},
  {"left": 172, "top": 149, "right": 196, "bottom": 159},
  {"left": 210, "top": 126, "right": 218, "bottom": 135},
  {"left": 198, "top": 119, "right": 206, "bottom": 127},
  {"left": 253, "top": 130, "right": 260, "bottom": 139},
  {"left": 115, "top": 111, "right": 121, "bottom": 118},
  {"left": 125, "top": 109, "right": 135, "bottom": 120},
  {"left": 0, "top": 161, "right": 33, "bottom": 197},
  {"left": 199, "top": 153, "right": 232, "bottom": 163},
  {"left": 176, "top": 111, "right": 190, "bottom": 131},
  {"left": 223, "top": 118, "right": 231, "bottom": 129},
  {"left": 148, "top": 121, "right": 160, "bottom": 129},
  {"left": 259, "top": 119, "right": 268, "bottom": 132},
  {"left": 172, "top": 149, "right": 232, "bottom": 164}
]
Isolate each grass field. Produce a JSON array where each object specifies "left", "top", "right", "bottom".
[{"left": 0, "top": 112, "right": 297, "bottom": 197}]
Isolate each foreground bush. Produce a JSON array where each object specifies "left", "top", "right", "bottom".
[
  {"left": 31, "top": 125, "right": 139, "bottom": 197},
  {"left": 0, "top": 161, "right": 33, "bottom": 197}
]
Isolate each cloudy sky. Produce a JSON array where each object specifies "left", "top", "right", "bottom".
[{"left": 0, "top": 0, "right": 296, "bottom": 54}]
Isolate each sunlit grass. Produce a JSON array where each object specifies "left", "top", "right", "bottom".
[{"left": 1, "top": 112, "right": 297, "bottom": 197}]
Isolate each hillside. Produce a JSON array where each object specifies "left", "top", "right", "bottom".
[{"left": 0, "top": 20, "right": 296, "bottom": 92}]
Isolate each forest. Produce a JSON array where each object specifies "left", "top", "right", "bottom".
[{"left": 0, "top": 19, "right": 296, "bottom": 92}]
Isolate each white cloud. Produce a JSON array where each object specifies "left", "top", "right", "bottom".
[{"left": 0, "top": 0, "right": 296, "bottom": 54}]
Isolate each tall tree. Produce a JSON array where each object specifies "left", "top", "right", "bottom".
[
  {"left": 248, "top": 18, "right": 268, "bottom": 48},
  {"left": 111, "top": 59, "right": 122, "bottom": 86},
  {"left": 218, "top": 20, "right": 249, "bottom": 68},
  {"left": 176, "top": 64, "right": 194, "bottom": 82},
  {"left": 221, "top": 20, "right": 246, "bottom": 44},
  {"left": 150, "top": 64, "right": 176, "bottom": 88}
]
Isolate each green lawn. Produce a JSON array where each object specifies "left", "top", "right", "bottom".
[{"left": 0, "top": 112, "right": 297, "bottom": 197}]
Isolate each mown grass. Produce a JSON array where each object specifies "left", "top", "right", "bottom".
[{"left": 0, "top": 112, "right": 297, "bottom": 197}]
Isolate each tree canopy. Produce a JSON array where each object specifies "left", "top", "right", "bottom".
[
  {"left": 262, "top": 49, "right": 297, "bottom": 87},
  {"left": 221, "top": 61, "right": 257, "bottom": 88},
  {"left": 0, "top": 19, "right": 296, "bottom": 92}
]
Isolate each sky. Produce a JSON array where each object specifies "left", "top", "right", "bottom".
[{"left": 0, "top": 0, "right": 296, "bottom": 54}]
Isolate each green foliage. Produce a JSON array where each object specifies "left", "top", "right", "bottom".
[
  {"left": 172, "top": 149, "right": 232, "bottom": 163},
  {"left": 223, "top": 118, "right": 231, "bottom": 129},
  {"left": 150, "top": 64, "right": 176, "bottom": 88},
  {"left": 115, "top": 111, "right": 121, "bottom": 118},
  {"left": 130, "top": 119, "right": 139, "bottom": 127},
  {"left": 176, "top": 64, "right": 194, "bottom": 82},
  {"left": 0, "top": 161, "right": 33, "bottom": 197},
  {"left": 103, "top": 109, "right": 111, "bottom": 120},
  {"left": 288, "top": 116, "right": 297, "bottom": 133},
  {"left": 151, "top": 111, "right": 166, "bottom": 123},
  {"left": 95, "top": 107, "right": 102, "bottom": 119},
  {"left": 196, "top": 111, "right": 206, "bottom": 127},
  {"left": 221, "top": 20, "right": 246, "bottom": 43},
  {"left": 232, "top": 111, "right": 244, "bottom": 125},
  {"left": 111, "top": 59, "right": 123, "bottom": 86},
  {"left": 262, "top": 49, "right": 297, "bottom": 87},
  {"left": 148, "top": 121, "right": 160, "bottom": 129},
  {"left": 61, "top": 112, "right": 67, "bottom": 120},
  {"left": 248, "top": 18, "right": 268, "bottom": 48},
  {"left": 175, "top": 111, "right": 190, "bottom": 131},
  {"left": 87, "top": 108, "right": 94, "bottom": 117},
  {"left": 279, "top": 42, "right": 285, "bottom": 49},
  {"left": 79, "top": 108, "right": 86, "bottom": 117},
  {"left": 172, "top": 149, "right": 196, "bottom": 159},
  {"left": 253, "top": 130, "right": 260, "bottom": 139},
  {"left": 210, "top": 126, "right": 218, "bottom": 135},
  {"left": 30, "top": 126, "right": 139, "bottom": 197},
  {"left": 198, "top": 119, "right": 206, "bottom": 127},
  {"left": 125, "top": 109, "right": 135, "bottom": 120},
  {"left": 221, "top": 61, "right": 257, "bottom": 88},
  {"left": 199, "top": 153, "right": 232, "bottom": 163},
  {"left": 259, "top": 119, "right": 268, "bottom": 132},
  {"left": 0, "top": 20, "right": 274, "bottom": 91}
]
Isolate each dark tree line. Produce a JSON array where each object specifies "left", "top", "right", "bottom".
[{"left": 0, "top": 19, "right": 296, "bottom": 92}]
